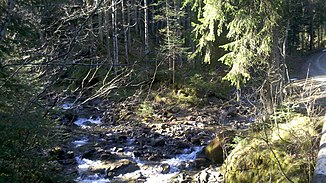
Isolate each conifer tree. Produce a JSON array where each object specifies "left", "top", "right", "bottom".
[
  {"left": 156, "top": 0, "right": 188, "bottom": 84},
  {"left": 189, "top": 0, "right": 287, "bottom": 114}
]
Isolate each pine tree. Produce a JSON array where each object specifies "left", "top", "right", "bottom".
[
  {"left": 189, "top": 0, "right": 287, "bottom": 114},
  {"left": 155, "top": 0, "right": 189, "bottom": 85}
]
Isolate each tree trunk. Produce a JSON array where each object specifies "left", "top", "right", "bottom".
[
  {"left": 122, "top": 0, "right": 129, "bottom": 63},
  {"left": 301, "top": 29, "right": 305, "bottom": 50},
  {"left": 308, "top": 2, "right": 314, "bottom": 51},
  {"left": 98, "top": 5, "right": 104, "bottom": 44},
  {"left": 87, "top": 0, "right": 95, "bottom": 53},
  {"left": 134, "top": 0, "right": 139, "bottom": 36},
  {"left": 104, "top": 9, "right": 112, "bottom": 64},
  {"left": 262, "top": 28, "right": 284, "bottom": 117},
  {"left": 282, "top": 20, "right": 290, "bottom": 83},
  {"left": 127, "top": 0, "right": 131, "bottom": 48},
  {"left": 144, "top": 0, "right": 149, "bottom": 61},
  {"left": 309, "top": 22, "right": 314, "bottom": 51},
  {"left": 112, "top": 0, "right": 119, "bottom": 75},
  {"left": 0, "top": 0, "right": 14, "bottom": 43},
  {"left": 166, "top": 0, "right": 171, "bottom": 69}
]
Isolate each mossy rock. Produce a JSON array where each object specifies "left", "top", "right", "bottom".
[
  {"left": 221, "top": 116, "right": 317, "bottom": 183},
  {"left": 271, "top": 116, "right": 316, "bottom": 142},
  {"left": 205, "top": 136, "right": 224, "bottom": 164}
]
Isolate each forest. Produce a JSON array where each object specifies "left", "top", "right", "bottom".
[{"left": 1, "top": 0, "right": 326, "bottom": 182}]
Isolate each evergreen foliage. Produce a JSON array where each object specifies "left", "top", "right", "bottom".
[{"left": 0, "top": 0, "right": 325, "bottom": 181}]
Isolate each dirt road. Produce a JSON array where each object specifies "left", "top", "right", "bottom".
[
  {"left": 305, "top": 49, "right": 326, "bottom": 77},
  {"left": 310, "top": 49, "right": 326, "bottom": 183}
]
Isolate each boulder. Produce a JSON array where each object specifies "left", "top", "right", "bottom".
[
  {"left": 106, "top": 159, "right": 140, "bottom": 177},
  {"left": 205, "top": 136, "right": 224, "bottom": 164}
]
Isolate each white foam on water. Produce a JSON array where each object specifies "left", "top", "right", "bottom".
[
  {"left": 120, "top": 169, "right": 177, "bottom": 183},
  {"left": 75, "top": 157, "right": 111, "bottom": 182},
  {"left": 76, "top": 174, "right": 109, "bottom": 183},
  {"left": 145, "top": 173, "right": 177, "bottom": 183},
  {"left": 74, "top": 138, "right": 203, "bottom": 183},
  {"left": 74, "top": 117, "right": 102, "bottom": 127},
  {"left": 119, "top": 146, "right": 204, "bottom": 183},
  {"left": 162, "top": 146, "right": 204, "bottom": 172},
  {"left": 62, "top": 103, "right": 73, "bottom": 110},
  {"left": 72, "top": 137, "right": 89, "bottom": 147}
]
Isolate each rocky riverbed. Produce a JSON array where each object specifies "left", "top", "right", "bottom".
[{"left": 51, "top": 96, "right": 254, "bottom": 182}]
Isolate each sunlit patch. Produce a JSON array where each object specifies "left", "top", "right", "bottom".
[{"left": 284, "top": 76, "right": 326, "bottom": 104}]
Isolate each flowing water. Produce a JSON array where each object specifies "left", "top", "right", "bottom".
[
  {"left": 58, "top": 101, "right": 228, "bottom": 182},
  {"left": 66, "top": 112, "right": 205, "bottom": 182}
]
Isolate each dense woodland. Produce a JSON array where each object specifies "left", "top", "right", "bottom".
[{"left": 0, "top": 0, "right": 325, "bottom": 182}]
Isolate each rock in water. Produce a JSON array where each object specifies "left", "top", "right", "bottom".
[
  {"left": 205, "top": 135, "right": 224, "bottom": 164},
  {"left": 159, "top": 163, "right": 170, "bottom": 174},
  {"left": 150, "top": 137, "right": 165, "bottom": 146},
  {"left": 106, "top": 159, "right": 140, "bottom": 177}
]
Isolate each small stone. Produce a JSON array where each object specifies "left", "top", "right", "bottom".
[
  {"left": 63, "top": 151, "right": 75, "bottom": 159},
  {"left": 58, "top": 158, "right": 76, "bottom": 165},
  {"left": 82, "top": 149, "right": 97, "bottom": 159},
  {"left": 175, "top": 141, "right": 190, "bottom": 149},
  {"left": 159, "top": 163, "right": 170, "bottom": 174},
  {"left": 100, "top": 152, "right": 118, "bottom": 161},
  {"left": 194, "top": 157, "right": 210, "bottom": 169},
  {"left": 49, "top": 146, "right": 65, "bottom": 159},
  {"left": 151, "top": 137, "right": 165, "bottom": 147},
  {"left": 148, "top": 155, "right": 159, "bottom": 161}
]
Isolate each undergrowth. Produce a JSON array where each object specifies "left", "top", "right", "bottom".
[{"left": 221, "top": 81, "right": 323, "bottom": 183}]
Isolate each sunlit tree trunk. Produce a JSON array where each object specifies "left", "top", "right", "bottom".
[
  {"left": 98, "top": 4, "right": 104, "bottom": 44},
  {"left": 282, "top": 20, "right": 290, "bottom": 83}
]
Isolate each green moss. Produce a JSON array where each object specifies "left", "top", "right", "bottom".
[
  {"left": 221, "top": 116, "right": 318, "bottom": 183},
  {"left": 271, "top": 116, "right": 316, "bottom": 142},
  {"left": 137, "top": 101, "right": 154, "bottom": 118}
]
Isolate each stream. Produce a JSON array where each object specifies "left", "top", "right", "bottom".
[{"left": 56, "top": 99, "right": 234, "bottom": 182}]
